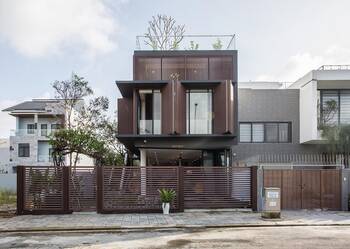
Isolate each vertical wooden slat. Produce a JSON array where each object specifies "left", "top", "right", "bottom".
[
  {"left": 16, "top": 166, "right": 24, "bottom": 215},
  {"left": 178, "top": 166, "right": 184, "bottom": 212},
  {"left": 62, "top": 166, "right": 70, "bottom": 213},
  {"left": 251, "top": 166, "right": 258, "bottom": 211},
  {"left": 96, "top": 166, "right": 103, "bottom": 213}
]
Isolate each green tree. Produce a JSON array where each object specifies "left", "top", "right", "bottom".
[{"left": 212, "top": 38, "right": 223, "bottom": 50}]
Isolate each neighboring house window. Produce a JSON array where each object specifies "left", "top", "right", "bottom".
[
  {"left": 239, "top": 122, "right": 291, "bottom": 143},
  {"left": 51, "top": 124, "right": 61, "bottom": 130},
  {"left": 320, "top": 90, "right": 350, "bottom": 125},
  {"left": 27, "top": 124, "right": 35, "bottom": 134},
  {"left": 18, "top": 143, "right": 30, "bottom": 157},
  {"left": 186, "top": 89, "right": 213, "bottom": 134},
  {"left": 137, "top": 89, "right": 161, "bottom": 134},
  {"left": 41, "top": 124, "right": 48, "bottom": 136}
]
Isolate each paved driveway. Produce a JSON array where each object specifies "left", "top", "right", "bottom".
[
  {"left": 1, "top": 210, "right": 350, "bottom": 231},
  {"left": 1, "top": 226, "right": 350, "bottom": 248}
]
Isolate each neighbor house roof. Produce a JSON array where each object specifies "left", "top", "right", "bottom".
[{"left": 2, "top": 99, "right": 60, "bottom": 112}]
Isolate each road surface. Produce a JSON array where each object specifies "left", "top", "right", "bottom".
[{"left": 0, "top": 226, "right": 349, "bottom": 248}]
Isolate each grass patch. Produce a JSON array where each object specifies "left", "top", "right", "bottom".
[{"left": 0, "top": 189, "right": 16, "bottom": 205}]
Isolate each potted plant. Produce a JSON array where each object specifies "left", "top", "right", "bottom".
[{"left": 158, "top": 189, "right": 176, "bottom": 214}]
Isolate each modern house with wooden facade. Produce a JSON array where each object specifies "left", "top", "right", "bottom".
[{"left": 116, "top": 50, "right": 238, "bottom": 168}]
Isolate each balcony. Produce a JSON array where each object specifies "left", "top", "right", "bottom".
[
  {"left": 10, "top": 128, "right": 60, "bottom": 137},
  {"left": 135, "top": 34, "right": 236, "bottom": 51}
]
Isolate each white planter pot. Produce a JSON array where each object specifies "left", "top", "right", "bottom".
[{"left": 162, "top": 202, "right": 170, "bottom": 214}]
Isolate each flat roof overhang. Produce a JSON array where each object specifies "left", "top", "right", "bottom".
[
  {"left": 117, "top": 134, "right": 236, "bottom": 154},
  {"left": 134, "top": 50, "right": 237, "bottom": 57},
  {"left": 116, "top": 80, "right": 168, "bottom": 97}
]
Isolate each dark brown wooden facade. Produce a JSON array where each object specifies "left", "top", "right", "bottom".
[{"left": 116, "top": 50, "right": 238, "bottom": 153}]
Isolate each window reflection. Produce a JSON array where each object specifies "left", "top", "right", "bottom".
[
  {"left": 138, "top": 89, "right": 161, "bottom": 134},
  {"left": 186, "top": 89, "right": 213, "bottom": 134}
]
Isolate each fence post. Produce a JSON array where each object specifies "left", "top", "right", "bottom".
[
  {"left": 178, "top": 166, "right": 184, "bottom": 212},
  {"left": 16, "top": 166, "right": 24, "bottom": 215},
  {"left": 251, "top": 166, "right": 258, "bottom": 211},
  {"left": 96, "top": 166, "right": 103, "bottom": 213},
  {"left": 62, "top": 166, "right": 70, "bottom": 214}
]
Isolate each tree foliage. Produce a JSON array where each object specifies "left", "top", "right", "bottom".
[
  {"left": 144, "top": 14, "right": 185, "bottom": 50},
  {"left": 50, "top": 74, "right": 124, "bottom": 166},
  {"left": 212, "top": 38, "right": 223, "bottom": 50}
]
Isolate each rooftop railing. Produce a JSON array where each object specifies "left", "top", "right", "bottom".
[
  {"left": 318, "top": 65, "right": 350, "bottom": 71},
  {"left": 136, "top": 34, "right": 236, "bottom": 51}
]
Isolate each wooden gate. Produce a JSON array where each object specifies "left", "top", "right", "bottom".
[
  {"left": 183, "top": 167, "right": 252, "bottom": 209},
  {"left": 263, "top": 169, "right": 341, "bottom": 210}
]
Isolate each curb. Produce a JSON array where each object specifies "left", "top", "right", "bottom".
[{"left": 1, "top": 223, "right": 350, "bottom": 234}]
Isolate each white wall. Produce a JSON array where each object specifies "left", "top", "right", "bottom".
[{"left": 300, "top": 80, "right": 319, "bottom": 143}]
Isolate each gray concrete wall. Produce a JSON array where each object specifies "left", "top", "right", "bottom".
[
  {"left": 0, "top": 174, "right": 16, "bottom": 191},
  {"left": 233, "top": 89, "right": 326, "bottom": 165}
]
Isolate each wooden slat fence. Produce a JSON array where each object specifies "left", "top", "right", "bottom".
[
  {"left": 183, "top": 167, "right": 251, "bottom": 209},
  {"left": 69, "top": 166, "right": 96, "bottom": 212},
  {"left": 17, "top": 165, "right": 254, "bottom": 214},
  {"left": 97, "top": 166, "right": 182, "bottom": 213}
]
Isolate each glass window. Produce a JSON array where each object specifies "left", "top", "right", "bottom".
[
  {"left": 265, "top": 123, "right": 278, "bottom": 142},
  {"left": 27, "top": 124, "right": 35, "bottom": 134},
  {"left": 252, "top": 123, "right": 264, "bottom": 142},
  {"left": 162, "top": 57, "right": 185, "bottom": 80},
  {"left": 340, "top": 91, "right": 350, "bottom": 124},
  {"left": 41, "top": 124, "right": 47, "bottom": 136},
  {"left": 51, "top": 124, "right": 61, "bottom": 130},
  {"left": 279, "top": 123, "right": 290, "bottom": 142},
  {"left": 209, "top": 56, "right": 232, "bottom": 80},
  {"left": 239, "top": 123, "right": 251, "bottom": 142},
  {"left": 321, "top": 90, "right": 339, "bottom": 125},
  {"left": 186, "top": 89, "right": 212, "bottom": 134},
  {"left": 135, "top": 57, "right": 161, "bottom": 80},
  {"left": 186, "top": 57, "right": 208, "bottom": 80},
  {"left": 138, "top": 89, "right": 161, "bottom": 134},
  {"left": 18, "top": 143, "right": 30, "bottom": 157}
]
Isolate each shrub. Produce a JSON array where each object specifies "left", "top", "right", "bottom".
[{"left": 158, "top": 189, "right": 176, "bottom": 203}]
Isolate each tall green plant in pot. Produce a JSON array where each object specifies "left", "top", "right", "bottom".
[{"left": 158, "top": 189, "right": 176, "bottom": 214}]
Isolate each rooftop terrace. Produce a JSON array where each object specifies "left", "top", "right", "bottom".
[{"left": 135, "top": 34, "right": 236, "bottom": 51}]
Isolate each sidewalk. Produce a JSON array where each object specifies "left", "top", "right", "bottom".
[{"left": 1, "top": 210, "right": 350, "bottom": 232}]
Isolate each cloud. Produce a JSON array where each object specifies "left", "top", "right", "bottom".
[
  {"left": 257, "top": 45, "right": 350, "bottom": 82},
  {"left": 0, "top": 0, "right": 119, "bottom": 58}
]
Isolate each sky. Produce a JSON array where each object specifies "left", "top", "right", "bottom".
[{"left": 1, "top": 0, "right": 350, "bottom": 138}]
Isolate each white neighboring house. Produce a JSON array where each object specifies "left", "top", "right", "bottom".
[
  {"left": 2, "top": 99, "right": 94, "bottom": 168},
  {"left": 289, "top": 65, "right": 350, "bottom": 144}
]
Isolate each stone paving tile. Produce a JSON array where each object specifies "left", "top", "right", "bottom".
[{"left": 1, "top": 211, "right": 350, "bottom": 231}]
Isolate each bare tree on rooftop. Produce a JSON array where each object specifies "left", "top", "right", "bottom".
[{"left": 144, "top": 14, "right": 185, "bottom": 50}]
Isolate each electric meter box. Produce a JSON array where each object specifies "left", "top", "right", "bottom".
[{"left": 262, "top": 187, "right": 281, "bottom": 218}]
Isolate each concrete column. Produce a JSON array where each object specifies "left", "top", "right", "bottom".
[
  {"left": 257, "top": 167, "right": 264, "bottom": 212},
  {"left": 341, "top": 169, "right": 350, "bottom": 211},
  {"left": 140, "top": 149, "right": 147, "bottom": 196}
]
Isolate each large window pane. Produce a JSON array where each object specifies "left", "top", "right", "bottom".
[
  {"left": 162, "top": 57, "right": 185, "bottom": 80},
  {"left": 138, "top": 89, "right": 161, "bottom": 134},
  {"left": 186, "top": 89, "right": 212, "bottom": 134},
  {"left": 209, "top": 57, "right": 232, "bottom": 80},
  {"left": 252, "top": 123, "right": 264, "bottom": 142},
  {"left": 239, "top": 123, "right": 251, "bottom": 142},
  {"left": 279, "top": 123, "right": 289, "bottom": 142},
  {"left": 186, "top": 57, "right": 208, "bottom": 80},
  {"left": 135, "top": 58, "right": 161, "bottom": 80},
  {"left": 265, "top": 123, "right": 278, "bottom": 142},
  {"left": 340, "top": 91, "right": 350, "bottom": 124}
]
